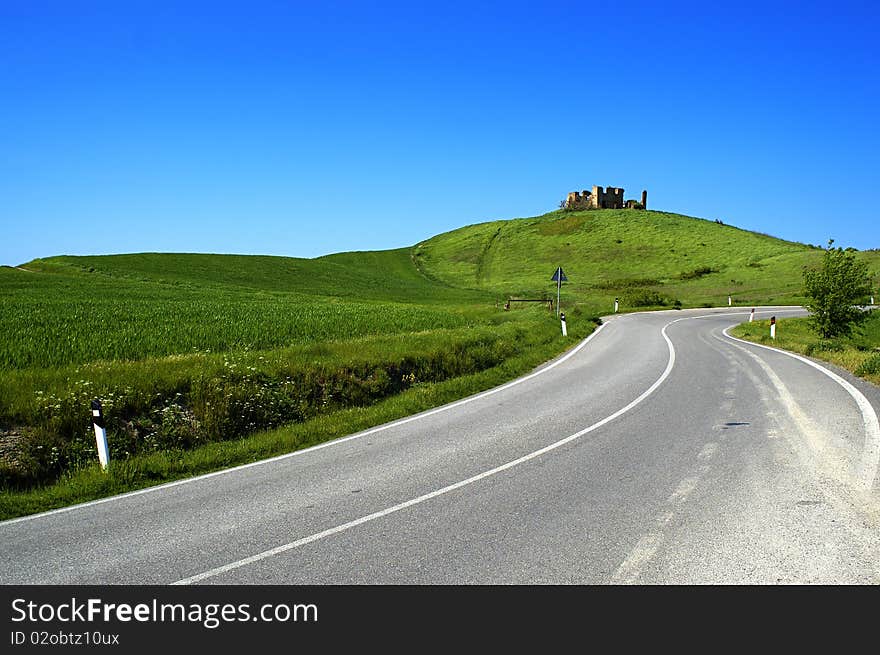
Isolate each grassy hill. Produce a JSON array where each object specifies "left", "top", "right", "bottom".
[
  {"left": 416, "top": 209, "right": 880, "bottom": 311},
  {"left": 24, "top": 248, "right": 482, "bottom": 304}
]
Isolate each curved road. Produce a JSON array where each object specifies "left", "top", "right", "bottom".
[{"left": 3, "top": 307, "right": 880, "bottom": 584}]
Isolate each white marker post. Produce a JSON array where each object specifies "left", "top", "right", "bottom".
[
  {"left": 614, "top": 297, "right": 619, "bottom": 313},
  {"left": 872, "top": 296, "right": 875, "bottom": 306},
  {"left": 749, "top": 308, "right": 755, "bottom": 322},
  {"left": 91, "top": 399, "right": 110, "bottom": 470},
  {"left": 770, "top": 316, "right": 776, "bottom": 340},
  {"left": 560, "top": 312, "right": 567, "bottom": 336},
  {"left": 728, "top": 295, "right": 732, "bottom": 306}
]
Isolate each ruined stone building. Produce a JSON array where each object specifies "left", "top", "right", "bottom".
[{"left": 564, "top": 186, "right": 647, "bottom": 210}]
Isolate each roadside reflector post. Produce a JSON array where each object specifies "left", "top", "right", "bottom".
[
  {"left": 90, "top": 399, "right": 110, "bottom": 470},
  {"left": 728, "top": 295, "right": 732, "bottom": 306},
  {"left": 872, "top": 295, "right": 875, "bottom": 306},
  {"left": 560, "top": 312, "right": 567, "bottom": 337},
  {"left": 770, "top": 316, "right": 776, "bottom": 340},
  {"left": 749, "top": 308, "right": 755, "bottom": 322},
  {"left": 614, "top": 297, "right": 619, "bottom": 313}
]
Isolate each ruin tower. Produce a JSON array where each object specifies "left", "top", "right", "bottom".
[{"left": 641, "top": 190, "right": 647, "bottom": 209}]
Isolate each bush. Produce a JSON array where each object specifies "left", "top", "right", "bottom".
[
  {"left": 679, "top": 266, "right": 717, "bottom": 280},
  {"left": 803, "top": 240, "right": 872, "bottom": 338},
  {"left": 623, "top": 290, "right": 671, "bottom": 307}
]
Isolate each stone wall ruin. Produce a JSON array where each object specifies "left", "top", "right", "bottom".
[{"left": 564, "top": 186, "right": 646, "bottom": 210}]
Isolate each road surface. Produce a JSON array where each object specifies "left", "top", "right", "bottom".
[{"left": 3, "top": 307, "right": 880, "bottom": 584}]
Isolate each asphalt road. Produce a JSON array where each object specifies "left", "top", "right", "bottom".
[{"left": 3, "top": 307, "right": 880, "bottom": 584}]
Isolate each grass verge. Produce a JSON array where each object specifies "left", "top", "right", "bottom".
[
  {"left": 0, "top": 312, "right": 596, "bottom": 520},
  {"left": 730, "top": 311, "right": 880, "bottom": 387}
]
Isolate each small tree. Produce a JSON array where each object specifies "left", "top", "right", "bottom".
[{"left": 803, "top": 239, "right": 872, "bottom": 338}]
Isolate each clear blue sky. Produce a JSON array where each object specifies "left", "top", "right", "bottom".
[{"left": 2, "top": 0, "right": 878, "bottom": 266}]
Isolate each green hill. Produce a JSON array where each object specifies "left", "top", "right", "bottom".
[
  {"left": 24, "top": 248, "right": 482, "bottom": 304},
  {"left": 415, "top": 208, "right": 880, "bottom": 309}
]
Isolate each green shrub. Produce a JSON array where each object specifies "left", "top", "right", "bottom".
[
  {"left": 679, "top": 266, "right": 717, "bottom": 280},
  {"left": 803, "top": 240, "right": 872, "bottom": 338},
  {"left": 623, "top": 290, "right": 671, "bottom": 307}
]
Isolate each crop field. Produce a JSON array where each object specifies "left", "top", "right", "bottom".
[{"left": 0, "top": 267, "right": 472, "bottom": 369}]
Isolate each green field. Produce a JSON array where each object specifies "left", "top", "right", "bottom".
[
  {"left": 2, "top": 207, "right": 878, "bottom": 518},
  {"left": 0, "top": 265, "right": 476, "bottom": 370}
]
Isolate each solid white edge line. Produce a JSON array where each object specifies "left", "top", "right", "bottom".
[
  {"left": 1, "top": 319, "right": 611, "bottom": 527},
  {"left": 723, "top": 325, "right": 880, "bottom": 490},
  {"left": 173, "top": 318, "right": 680, "bottom": 584}
]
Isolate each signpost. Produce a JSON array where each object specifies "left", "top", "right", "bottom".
[{"left": 551, "top": 266, "right": 567, "bottom": 317}]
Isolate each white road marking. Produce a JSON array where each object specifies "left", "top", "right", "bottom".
[
  {"left": 668, "top": 475, "right": 702, "bottom": 505},
  {"left": 609, "top": 532, "right": 664, "bottom": 584},
  {"left": 1, "top": 319, "right": 612, "bottom": 528},
  {"left": 697, "top": 442, "right": 719, "bottom": 461},
  {"left": 724, "top": 326, "right": 880, "bottom": 490},
  {"left": 173, "top": 319, "right": 681, "bottom": 584}
]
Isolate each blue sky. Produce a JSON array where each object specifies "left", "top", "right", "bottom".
[{"left": 1, "top": 0, "right": 878, "bottom": 266}]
